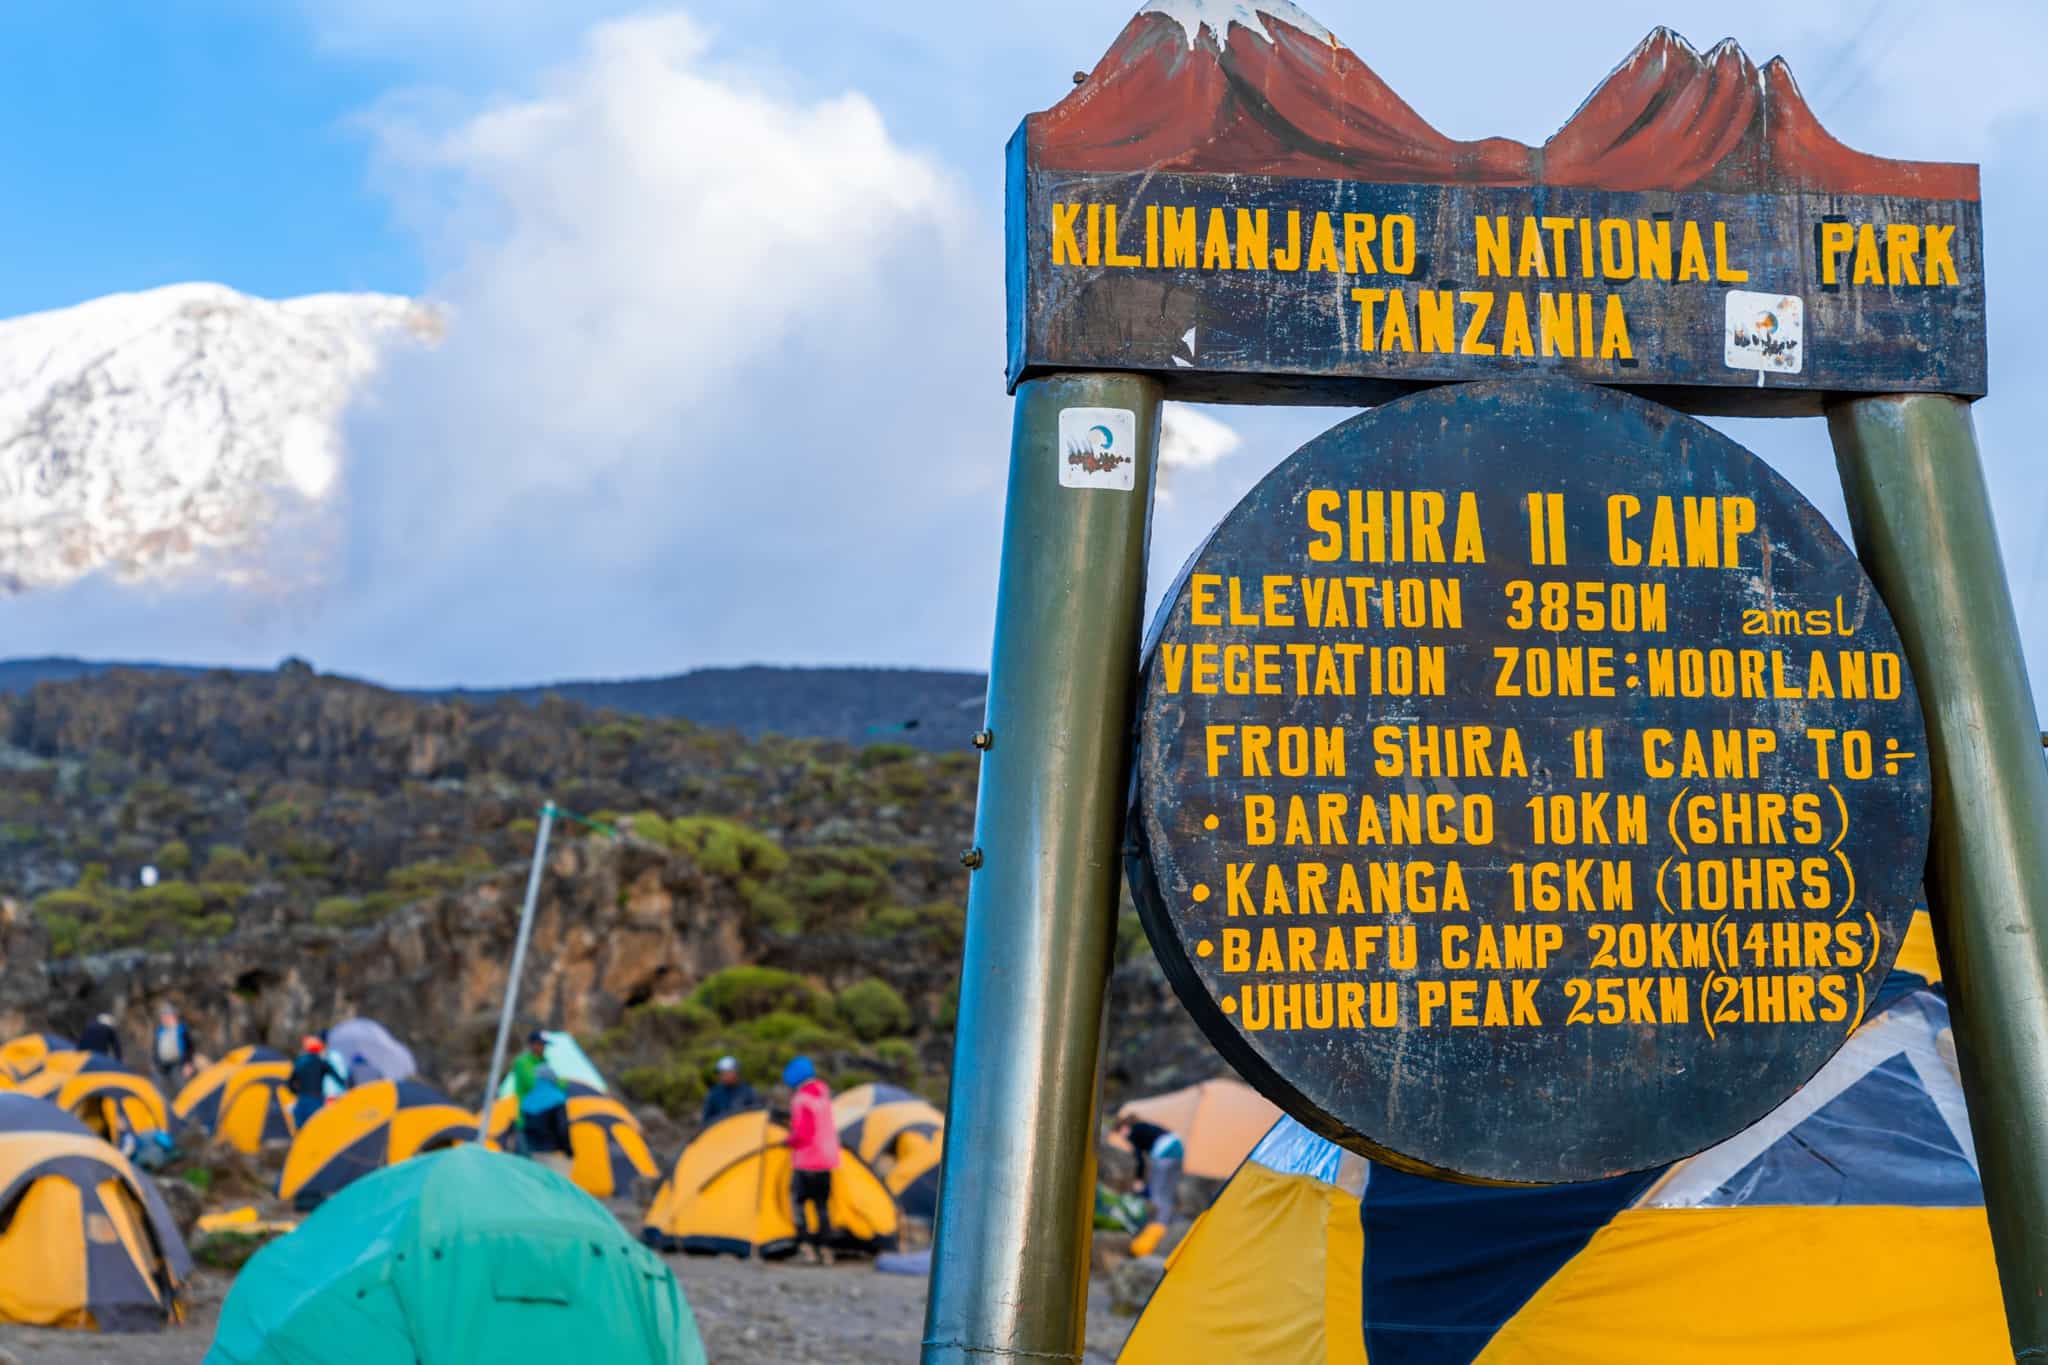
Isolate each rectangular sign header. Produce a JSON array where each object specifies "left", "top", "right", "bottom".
[{"left": 1008, "top": 13, "right": 1987, "bottom": 415}]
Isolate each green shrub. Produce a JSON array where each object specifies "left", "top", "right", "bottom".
[
  {"left": 836, "top": 978, "right": 912, "bottom": 1042},
  {"left": 313, "top": 896, "right": 367, "bottom": 928},
  {"left": 387, "top": 849, "right": 493, "bottom": 895},
  {"left": 863, "top": 905, "right": 921, "bottom": 938},
  {"left": 506, "top": 817, "right": 538, "bottom": 838},
  {"left": 151, "top": 839, "right": 192, "bottom": 872},
  {"left": 201, "top": 845, "right": 262, "bottom": 882},
  {"left": 737, "top": 880, "right": 800, "bottom": 934},
  {"left": 874, "top": 1037, "right": 918, "bottom": 1071},
  {"left": 633, "top": 814, "right": 787, "bottom": 879},
  {"left": 618, "top": 1063, "right": 706, "bottom": 1115},
  {"left": 587, "top": 719, "right": 645, "bottom": 747},
  {"left": 692, "top": 966, "right": 830, "bottom": 1024},
  {"left": 855, "top": 743, "right": 918, "bottom": 770}
]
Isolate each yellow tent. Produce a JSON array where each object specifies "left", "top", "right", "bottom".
[
  {"left": 12, "top": 1048, "right": 93, "bottom": 1099},
  {"left": 0, "top": 1094, "right": 192, "bottom": 1331},
  {"left": 641, "top": 1109, "right": 900, "bottom": 1258},
  {"left": 485, "top": 1083, "right": 659, "bottom": 1199},
  {"left": 0, "top": 1032, "right": 73, "bottom": 1083},
  {"left": 1119, "top": 923, "right": 2008, "bottom": 1364},
  {"left": 53, "top": 1063, "right": 170, "bottom": 1145},
  {"left": 279, "top": 1079, "right": 478, "bottom": 1210},
  {"left": 172, "top": 1045, "right": 284, "bottom": 1134},
  {"left": 213, "top": 1060, "right": 297, "bottom": 1154},
  {"left": 1109, "top": 1076, "right": 1280, "bottom": 1180},
  {"left": 833, "top": 1083, "right": 945, "bottom": 1221}
]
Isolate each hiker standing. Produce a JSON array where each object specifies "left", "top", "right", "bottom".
[
  {"left": 782, "top": 1055, "right": 840, "bottom": 1266},
  {"left": 288, "top": 1036, "right": 340, "bottom": 1127},
  {"left": 700, "top": 1055, "right": 759, "bottom": 1127},
  {"left": 1114, "top": 1114, "right": 1186, "bottom": 1227},
  {"left": 512, "top": 1031, "right": 572, "bottom": 1156},
  {"left": 152, "top": 1005, "right": 193, "bottom": 1092},
  {"left": 78, "top": 1013, "right": 122, "bottom": 1061}
]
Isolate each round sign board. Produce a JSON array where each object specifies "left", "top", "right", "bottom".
[{"left": 1127, "top": 378, "right": 1932, "bottom": 1184}]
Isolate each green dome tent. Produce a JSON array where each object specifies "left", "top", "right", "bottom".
[{"left": 207, "top": 1146, "right": 704, "bottom": 1365}]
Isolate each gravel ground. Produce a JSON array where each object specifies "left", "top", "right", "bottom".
[{"left": 0, "top": 1256, "right": 1137, "bottom": 1363}]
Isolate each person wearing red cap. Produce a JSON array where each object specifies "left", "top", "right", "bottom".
[{"left": 288, "top": 1035, "right": 341, "bottom": 1127}]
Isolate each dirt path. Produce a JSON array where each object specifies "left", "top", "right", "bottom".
[{"left": 0, "top": 1258, "right": 1138, "bottom": 1363}]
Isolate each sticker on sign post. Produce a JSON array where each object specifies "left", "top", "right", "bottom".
[
  {"left": 1057, "top": 407, "right": 1136, "bottom": 490},
  {"left": 1725, "top": 291, "right": 1805, "bottom": 377}
]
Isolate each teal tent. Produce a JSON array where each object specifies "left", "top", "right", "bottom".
[
  {"left": 498, "top": 1031, "right": 608, "bottom": 1097},
  {"left": 207, "top": 1147, "right": 704, "bottom": 1365}
]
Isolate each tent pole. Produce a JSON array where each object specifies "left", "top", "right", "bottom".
[
  {"left": 1828, "top": 395, "right": 2048, "bottom": 1356},
  {"left": 478, "top": 801, "right": 556, "bottom": 1141},
  {"left": 922, "top": 373, "right": 1162, "bottom": 1363}
]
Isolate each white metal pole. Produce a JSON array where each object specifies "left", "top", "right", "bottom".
[{"left": 478, "top": 801, "right": 555, "bottom": 1141}]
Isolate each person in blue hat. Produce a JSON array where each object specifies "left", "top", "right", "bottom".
[{"left": 781, "top": 1055, "right": 841, "bottom": 1265}]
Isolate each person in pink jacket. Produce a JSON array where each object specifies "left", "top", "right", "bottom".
[{"left": 782, "top": 1055, "right": 842, "bottom": 1265}]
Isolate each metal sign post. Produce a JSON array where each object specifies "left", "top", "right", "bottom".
[
  {"left": 923, "top": 374, "right": 1162, "bottom": 1363},
  {"left": 478, "top": 800, "right": 556, "bottom": 1139},
  {"left": 1829, "top": 395, "right": 2048, "bottom": 1346}
]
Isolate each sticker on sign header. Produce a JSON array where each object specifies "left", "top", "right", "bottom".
[
  {"left": 1725, "top": 290, "right": 1804, "bottom": 382},
  {"left": 1057, "top": 406, "right": 1137, "bottom": 490}
]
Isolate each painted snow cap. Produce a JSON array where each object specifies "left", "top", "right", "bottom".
[{"left": 1138, "top": 0, "right": 1331, "bottom": 47}]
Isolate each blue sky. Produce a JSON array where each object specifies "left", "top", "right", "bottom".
[{"left": 0, "top": 0, "right": 2044, "bottom": 701}]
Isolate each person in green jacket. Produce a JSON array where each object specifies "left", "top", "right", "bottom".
[{"left": 511, "top": 1031, "right": 570, "bottom": 1155}]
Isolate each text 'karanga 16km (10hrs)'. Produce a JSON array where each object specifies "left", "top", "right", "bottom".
[{"left": 1125, "top": 378, "right": 1932, "bottom": 1185}]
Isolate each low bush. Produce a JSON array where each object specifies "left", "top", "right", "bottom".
[{"left": 836, "top": 978, "right": 912, "bottom": 1042}]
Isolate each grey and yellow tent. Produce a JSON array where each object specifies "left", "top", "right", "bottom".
[
  {"left": 50, "top": 1059, "right": 171, "bottom": 1145},
  {"left": 485, "top": 1081, "right": 659, "bottom": 1199},
  {"left": 833, "top": 1083, "right": 945, "bottom": 1221},
  {"left": 11, "top": 1046, "right": 92, "bottom": 1096},
  {"left": 641, "top": 1108, "right": 900, "bottom": 1258},
  {"left": 1116, "top": 916, "right": 2006, "bottom": 1363},
  {"left": 211, "top": 1058, "right": 296, "bottom": 1154},
  {"left": 173, "top": 1045, "right": 285, "bottom": 1135},
  {"left": 0, "top": 1093, "right": 193, "bottom": 1331},
  {"left": 0, "top": 1031, "right": 73, "bottom": 1083},
  {"left": 278, "top": 1079, "right": 477, "bottom": 1210}
]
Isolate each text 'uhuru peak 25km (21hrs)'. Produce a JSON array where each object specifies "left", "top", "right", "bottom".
[{"left": 1125, "top": 379, "right": 1932, "bottom": 1184}]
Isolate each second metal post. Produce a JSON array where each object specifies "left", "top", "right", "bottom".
[
  {"left": 1829, "top": 394, "right": 2048, "bottom": 1356},
  {"left": 922, "top": 373, "right": 1163, "bottom": 1363}
]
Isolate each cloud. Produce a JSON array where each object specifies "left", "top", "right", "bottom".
[{"left": 1159, "top": 403, "right": 1243, "bottom": 473}]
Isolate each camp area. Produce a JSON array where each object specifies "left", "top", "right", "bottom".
[{"left": 0, "top": 1017, "right": 986, "bottom": 1364}]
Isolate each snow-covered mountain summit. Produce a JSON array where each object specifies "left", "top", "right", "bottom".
[{"left": 0, "top": 282, "right": 436, "bottom": 592}]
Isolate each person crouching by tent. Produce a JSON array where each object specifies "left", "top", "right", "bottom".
[
  {"left": 782, "top": 1055, "right": 840, "bottom": 1266},
  {"left": 700, "top": 1056, "right": 758, "bottom": 1128},
  {"left": 289, "top": 1036, "right": 342, "bottom": 1127},
  {"left": 514, "top": 1031, "right": 572, "bottom": 1157},
  {"left": 1113, "top": 1114, "right": 1186, "bottom": 1227}
]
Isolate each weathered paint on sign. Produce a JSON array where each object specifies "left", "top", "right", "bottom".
[
  {"left": 1009, "top": 11, "right": 1985, "bottom": 414},
  {"left": 1126, "top": 379, "right": 1933, "bottom": 1183}
]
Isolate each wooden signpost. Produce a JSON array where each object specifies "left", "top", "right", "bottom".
[{"left": 926, "top": 4, "right": 2048, "bottom": 1360}]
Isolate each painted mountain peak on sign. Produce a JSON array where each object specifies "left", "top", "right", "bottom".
[
  {"left": 1035, "top": 5, "right": 1977, "bottom": 199},
  {"left": 1136, "top": 0, "right": 1332, "bottom": 49}
]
